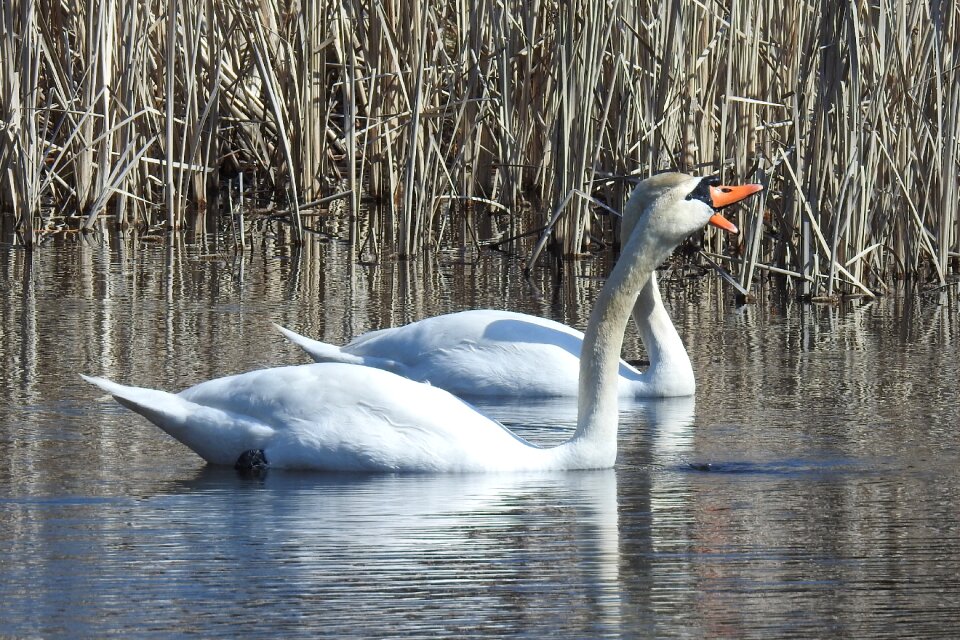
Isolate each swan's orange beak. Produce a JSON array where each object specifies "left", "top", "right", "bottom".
[
  {"left": 710, "top": 183, "right": 763, "bottom": 208},
  {"left": 708, "top": 213, "right": 739, "bottom": 234},
  {"left": 708, "top": 183, "right": 763, "bottom": 235}
]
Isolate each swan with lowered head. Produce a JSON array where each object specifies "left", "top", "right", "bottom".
[
  {"left": 275, "top": 173, "right": 761, "bottom": 398},
  {"left": 82, "top": 173, "right": 760, "bottom": 473}
]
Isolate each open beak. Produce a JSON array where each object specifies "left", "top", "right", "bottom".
[{"left": 707, "top": 183, "right": 763, "bottom": 235}]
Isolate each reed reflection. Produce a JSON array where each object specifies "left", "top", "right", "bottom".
[{"left": 1, "top": 235, "right": 959, "bottom": 638}]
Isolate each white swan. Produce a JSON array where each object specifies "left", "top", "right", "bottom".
[
  {"left": 82, "top": 173, "right": 760, "bottom": 473},
  {"left": 275, "top": 174, "right": 760, "bottom": 398}
]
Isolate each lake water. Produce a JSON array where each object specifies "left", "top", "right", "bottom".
[{"left": 1, "top": 231, "right": 958, "bottom": 638}]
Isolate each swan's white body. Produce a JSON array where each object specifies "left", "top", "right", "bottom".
[
  {"left": 84, "top": 364, "right": 585, "bottom": 472},
  {"left": 83, "top": 173, "right": 758, "bottom": 473},
  {"left": 275, "top": 270, "right": 694, "bottom": 398},
  {"left": 277, "top": 178, "right": 698, "bottom": 398}
]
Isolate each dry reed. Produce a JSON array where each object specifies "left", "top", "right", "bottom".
[{"left": 0, "top": 0, "right": 957, "bottom": 296}]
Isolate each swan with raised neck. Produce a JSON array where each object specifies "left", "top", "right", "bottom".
[
  {"left": 82, "top": 173, "right": 760, "bottom": 472},
  {"left": 276, "top": 173, "right": 758, "bottom": 398}
]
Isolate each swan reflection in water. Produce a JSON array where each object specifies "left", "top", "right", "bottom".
[
  {"left": 114, "top": 396, "right": 695, "bottom": 635},
  {"left": 471, "top": 393, "right": 697, "bottom": 461}
]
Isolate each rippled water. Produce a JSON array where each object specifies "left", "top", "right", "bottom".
[{"left": 1, "top": 232, "right": 958, "bottom": 637}]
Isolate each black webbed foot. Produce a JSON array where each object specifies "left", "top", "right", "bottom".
[{"left": 235, "top": 449, "right": 269, "bottom": 475}]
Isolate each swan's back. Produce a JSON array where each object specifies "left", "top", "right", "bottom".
[
  {"left": 341, "top": 310, "right": 643, "bottom": 397},
  {"left": 346, "top": 310, "right": 583, "bottom": 354},
  {"left": 89, "top": 363, "right": 555, "bottom": 472}
]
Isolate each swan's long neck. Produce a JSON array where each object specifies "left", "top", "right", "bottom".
[
  {"left": 563, "top": 217, "right": 667, "bottom": 467},
  {"left": 620, "top": 187, "right": 693, "bottom": 392},
  {"left": 631, "top": 272, "right": 694, "bottom": 391}
]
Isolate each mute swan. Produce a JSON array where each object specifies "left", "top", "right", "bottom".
[
  {"left": 275, "top": 174, "right": 761, "bottom": 398},
  {"left": 82, "top": 173, "right": 760, "bottom": 473}
]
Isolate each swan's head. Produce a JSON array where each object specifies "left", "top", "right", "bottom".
[{"left": 623, "top": 172, "right": 763, "bottom": 250}]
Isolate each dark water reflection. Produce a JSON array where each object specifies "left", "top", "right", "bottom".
[{"left": 1, "top": 233, "right": 958, "bottom": 637}]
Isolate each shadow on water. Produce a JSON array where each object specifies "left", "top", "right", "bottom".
[
  {"left": 1, "top": 235, "right": 959, "bottom": 637},
  {"left": 683, "top": 457, "right": 884, "bottom": 477}
]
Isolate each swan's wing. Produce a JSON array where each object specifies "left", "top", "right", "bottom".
[
  {"left": 84, "top": 364, "right": 535, "bottom": 472},
  {"left": 330, "top": 311, "right": 580, "bottom": 395},
  {"left": 279, "top": 311, "right": 645, "bottom": 397},
  {"left": 181, "top": 363, "right": 533, "bottom": 471},
  {"left": 346, "top": 310, "right": 648, "bottom": 396}
]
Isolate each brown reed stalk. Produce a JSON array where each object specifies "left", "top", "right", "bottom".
[
  {"left": 0, "top": 0, "right": 956, "bottom": 293},
  {"left": 0, "top": 0, "right": 41, "bottom": 246}
]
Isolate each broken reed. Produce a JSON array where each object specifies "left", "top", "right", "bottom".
[{"left": 0, "top": 0, "right": 957, "bottom": 295}]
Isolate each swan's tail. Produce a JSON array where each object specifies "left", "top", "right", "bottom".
[
  {"left": 82, "top": 375, "right": 192, "bottom": 426},
  {"left": 81, "top": 375, "right": 272, "bottom": 465},
  {"left": 272, "top": 323, "right": 366, "bottom": 365},
  {"left": 272, "top": 324, "right": 406, "bottom": 376}
]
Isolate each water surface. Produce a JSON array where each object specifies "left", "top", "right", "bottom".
[{"left": 1, "top": 233, "right": 958, "bottom": 637}]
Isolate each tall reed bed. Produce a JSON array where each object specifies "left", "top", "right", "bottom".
[{"left": 0, "top": 0, "right": 957, "bottom": 296}]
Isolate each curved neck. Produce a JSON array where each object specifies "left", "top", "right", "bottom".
[
  {"left": 565, "top": 217, "right": 666, "bottom": 465},
  {"left": 622, "top": 195, "right": 693, "bottom": 392},
  {"left": 631, "top": 272, "right": 694, "bottom": 388}
]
